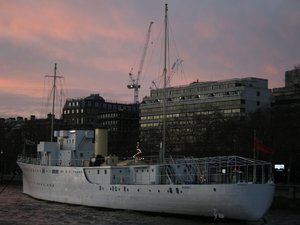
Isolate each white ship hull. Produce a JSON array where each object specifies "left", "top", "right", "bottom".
[{"left": 18, "top": 162, "right": 274, "bottom": 221}]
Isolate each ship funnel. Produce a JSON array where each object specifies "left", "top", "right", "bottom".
[{"left": 94, "top": 128, "right": 108, "bottom": 157}]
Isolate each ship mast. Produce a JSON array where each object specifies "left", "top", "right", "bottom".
[
  {"left": 46, "top": 63, "right": 63, "bottom": 142},
  {"left": 161, "top": 4, "right": 168, "bottom": 163}
]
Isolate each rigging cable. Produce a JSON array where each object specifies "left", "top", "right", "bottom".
[{"left": 167, "top": 17, "right": 186, "bottom": 85}]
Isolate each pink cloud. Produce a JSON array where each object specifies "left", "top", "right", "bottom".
[
  {"left": 0, "top": 1, "right": 299, "bottom": 118},
  {"left": 0, "top": 1, "right": 141, "bottom": 43},
  {"left": 193, "top": 21, "right": 218, "bottom": 39},
  {"left": 262, "top": 64, "right": 279, "bottom": 77},
  {"left": 0, "top": 77, "right": 42, "bottom": 97}
]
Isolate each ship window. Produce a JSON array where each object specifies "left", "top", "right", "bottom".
[
  {"left": 169, "top": 188, "right": 173, "bottom": 194},
  {"left": 176, "top": 188, "right": 179, "bottom": 194},
  {"left": 105, "top": 170, "right": 107, "bottom": 174},
  {"left": 97, "top": 170, "right": 100, "bottom": 174},
  {"left": 119, "top": 170, "right": 122, "bottom": 173}
]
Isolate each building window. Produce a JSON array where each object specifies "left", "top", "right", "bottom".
[
  {"left": 241, "top": 99, "right": 245, "bottom": 104},
  {"left": 257, "top": 91, "right": 260, "bottom": 96},
  {"left": 257, "top": 101, "right": 260, "bottom": 106}
]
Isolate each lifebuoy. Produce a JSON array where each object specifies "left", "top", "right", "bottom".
[{"left": 199, "top": 175, "right": 205, "bottom": 183}]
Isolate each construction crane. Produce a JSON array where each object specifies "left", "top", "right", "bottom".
[
  {"left": 128, "top": 21, "right": 154, "bottom": 104},
  {"left": 150, "top": 58, "right": 183, "bottom": 89},
  {"left": 150, "top": 81, "right": 158, "bottom": 90},
  {"left": 168, "top": 58, "right": 183, "bottom": 87}
]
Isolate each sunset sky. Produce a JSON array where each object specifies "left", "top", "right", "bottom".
[{"left": 1, "top": 0, "right": 300, "bottom": 118}]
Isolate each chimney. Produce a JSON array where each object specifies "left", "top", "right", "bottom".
[{"left": 94, "top": 128, "right": 108, "bottom": 157}]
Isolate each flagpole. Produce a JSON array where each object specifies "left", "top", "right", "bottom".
[{"left": 253, "top": 130, "right": 256, "bottom": 183}]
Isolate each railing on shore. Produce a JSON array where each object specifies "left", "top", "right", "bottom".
[{"left": 275, "top": 184, "right": 300, "bottom": 200}]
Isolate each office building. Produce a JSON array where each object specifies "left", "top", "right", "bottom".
[
  {"left": 62, "top": 94, "right": 139, "bottom": 156},
  {"left": 273, "top": 66, "right": 300, "bottom": 106},
  {"left": 139, "top": 77, "right": 272, "bottom": 154}
]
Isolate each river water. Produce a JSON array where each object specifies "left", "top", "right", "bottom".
[{"left": 0, "top": 185, "right": 299, "bottom": 225}]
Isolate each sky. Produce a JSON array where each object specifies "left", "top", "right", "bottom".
[{"left": 1, "top": 0, "right": 300, "bottom": 118}]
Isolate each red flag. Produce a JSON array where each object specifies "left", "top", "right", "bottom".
[{"left": 254, "top": 138, "right": 273, "bottom": 154}]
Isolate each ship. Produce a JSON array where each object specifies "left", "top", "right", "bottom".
[{"left": 17, "top": 4, "right": 275, "bottom": 221}]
